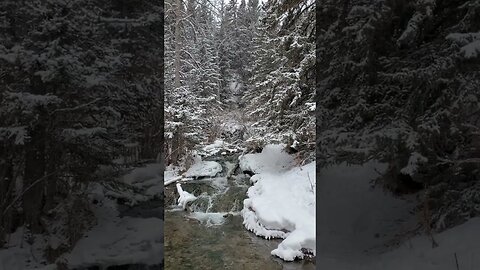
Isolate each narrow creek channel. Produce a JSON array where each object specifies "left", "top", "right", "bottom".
[{"left": 164, "top": 153, "right": 316, "bottom": 269}]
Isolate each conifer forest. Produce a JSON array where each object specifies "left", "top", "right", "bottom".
[{"left": 1, "top": 0, "right": 479, "bottom": 269}]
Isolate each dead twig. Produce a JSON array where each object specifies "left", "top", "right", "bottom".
[
  {"left": 306, "top": 172, "right": 315, "bottom": 194},
  {"left": 1, "top": 170, "right": 59, "bottom": 219},
  {"left": 454, "top": 253, "right": 460, "bottom": 270}
]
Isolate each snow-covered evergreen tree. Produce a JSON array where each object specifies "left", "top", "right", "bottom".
[
  {"left": 164, "top": 0, "right": 224, "bottom": 166},
  {"left": 244, "top": 0, "right": 315, "bottom": 160},
  {"left": 0, "top": 0, "right": 163, "bottom": 259},
  {"left": 317, "top": 0, "right": 480, "bottom": 231}
]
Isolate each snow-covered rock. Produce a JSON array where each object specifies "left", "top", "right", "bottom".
[
  {"left": 184, "top": 161, "right": 222, "bottom": 178},
  {"left": 87, "top": 182, "right": 105, "bottom": 203},
  {"left": 198, "top": 139, "right": 241, "bottom": 157},
  {"left": 239, "top": 144, "right": 294, "bottom": 174},
  {"left": 202, "top": 140, "right": 224, "bottom": 155},
  {"left": 176, "top": 183, "right": 197, "bottom": 209},
  {"left": 241, "top": 159, "right": 316, "bottom": 261}
]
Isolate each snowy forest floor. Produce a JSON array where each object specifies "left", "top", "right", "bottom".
[
  {"left": 0, "top": 164, "right": 164, "bottom": 270},
  {"left": 317, "top": 161, "right": 480, "bottom": 269}
]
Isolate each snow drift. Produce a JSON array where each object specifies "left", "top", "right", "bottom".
[{"left": 240, "top": 144, "right": 315, "bottom": 261}]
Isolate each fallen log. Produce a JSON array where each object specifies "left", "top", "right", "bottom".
[{"left": 164, "top": 175, "right": 183, "bottom": 186}]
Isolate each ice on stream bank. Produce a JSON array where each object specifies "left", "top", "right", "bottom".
[
  {"left": 240, "top": 144, "right": 316, "bottom": 261},
  {"left": 188, "top": 212, "right": 228, "bottom": 227},
  {"left": 176, "top": 183, "right": 197, "bottom": 209}
]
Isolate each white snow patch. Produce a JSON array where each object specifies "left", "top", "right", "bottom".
[
  {"left": 316, "top": 160, "right": 480, "bottom": 269},
  {"left": 400, "top": 151, "right": 428, "bottom": 176},
  {"left": 87, "top": 182, "right": 105, "bottom": 203},
  {"left": 202, "top": 139, "right": 224, "bottom": 155},
  {"left": 446, "top": 31, "right": 480, "bottom": 58},
  {"left": 319, "top": 216, "right": 480, "bottom": 270},
  {"left": 113, "top": 163, "right": 163, "bottom": 202},
  {"left": 184, "top": 161, "right": 222, "bottom": 178},
  {"left": 0, "top": 126, "right": 27, "bottom": 145},
  {"left": 460, "top": 40, "right": 480, "bottom": 58},
  {"left": 241, "top": 161, "right": 316, "bottom": 261},
  {"left": 122, "top": 163, "right": 162, "bottom": 186},
  {"left": 0, "top": 227, "right": 53, "bottom": 270},
  {"left": 164, "top": 165, "right": 182, "bottom": 185},
  {"left": 176, "top": 183, "right": 197, "bottom": 209},
  {"left": 370, "top": 217, "right": 480, "bottom": 270},
  {"left": 317, "top": 160, "right": 415, "bottom": 267},
  {"left": 305, "top": 102, "right": 316, "bottom": 112},
  {"left": 64, "top": 199, "right": 163, "bottom": 268},
  {"left": 239, "top": 144, "right": 294, "bottom": 174},
  {"left": 4, "top": 91, "right": 62, "bottom": 108},
  {"left": 198, "top": 139, "right": 241, "bottom": 157}
]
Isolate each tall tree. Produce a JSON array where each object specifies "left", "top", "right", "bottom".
[
  {"left": 317, "top": 0, "right": 480, "bottom": 231},
  {"left": 0, "top": 0, "right": 163, "bottom": 257},
  {"left": 244, "top": 0, "right": 316, "bottom": 160}
]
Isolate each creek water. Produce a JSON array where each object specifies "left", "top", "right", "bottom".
[{"left": 164, "top": 155, "right": 316, "bottom": 270}]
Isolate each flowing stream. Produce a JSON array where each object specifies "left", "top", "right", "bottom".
[{"left": 164, "top": 154, "right": 315, "bottom": 269}]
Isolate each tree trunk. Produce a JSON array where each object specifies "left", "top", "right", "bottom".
[
  {"left": 174, "top": 0, "right": 182, "bottom": 89},
  {"left": 23, "top": 123, "right": 46, "bottom": 234},
  {"left": 0, "top": 153, "right": 14, "bottom": 247},
  {"left": 43, "top": 138, "right": 59, "bottom": 213}
]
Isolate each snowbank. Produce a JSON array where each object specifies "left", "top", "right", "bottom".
[
  {"left": 372, "top": 217, "right": 480, "bottom": 270},
  {"left": 239, "top": 144, "right": 294, "bottom": 174},
  {"left": 184, "top": 161, "right": 222, "bottom": 178},
  {"left": 0, "top": 227, "right": 52, "bottom": 270},
  {"left": 63, "top": 199, "right": 163, "bottom": 268},
  {"left": 98, "top": 163, "right": 164, "bottom": 205},
  {"left": 122, "top": 163, "right": 162, "bottom": 186},
  {"left": 317, "top": 160, "right": 480, "bottom": 269},
  {"left": 319, "top": 217, "right": 480, "bottom": 270},
  {"left": 164, "top": 165, "right": 181, "bottom": 182},
  {"left": 241, "top": 158, "right": 316, "bottom": 261},
  {"left": 122, "top": 163, "right": 163, "bottom": 198},
  {"left": 0, "top": 164, "right": 164, "bottom": 270}
]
